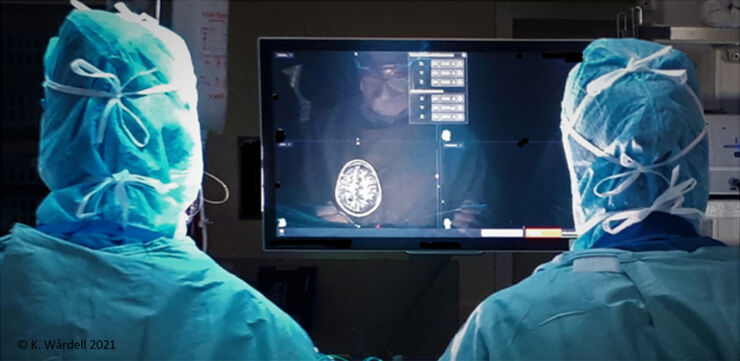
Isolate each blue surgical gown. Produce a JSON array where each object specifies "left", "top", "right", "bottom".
[
  {"left": 0, "top": 224, "right": 319, "bottom": 360},
  {"left": 440, "top": 244, "right": 740, "bottom": 360}
]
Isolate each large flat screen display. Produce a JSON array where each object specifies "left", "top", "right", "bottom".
[{"left": 259, "top": 38, "right": 587, "bottom": 251}]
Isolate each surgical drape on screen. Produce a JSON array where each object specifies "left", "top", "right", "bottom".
[
  {"left": 560, "top": 38, "right": 709, "bottom": 250},
  {"left": 36, "top": 8, "right": 202, "bottom": 239}
]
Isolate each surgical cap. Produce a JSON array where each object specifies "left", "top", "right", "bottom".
[
  {"left": 36, "top": 7, "right": 202, "bottom": 238},
  {"left": 560, "top": 38, "right": 708, "bottom": 250}
]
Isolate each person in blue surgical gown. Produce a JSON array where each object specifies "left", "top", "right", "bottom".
[
  {"left": 0, "top": 5, "right": 318, "bottom": 360},
  {"left": 440, "top": 38, "right": 740, "bottom": 360}
]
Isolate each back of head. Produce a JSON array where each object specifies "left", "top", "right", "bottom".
[
  {"left": 560, "top": 38, "right": 709, "bottom": 250},
  {"left": 36, "top": 5, "right": 202, "bottom": 239}
]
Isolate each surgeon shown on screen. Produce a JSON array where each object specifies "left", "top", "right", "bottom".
[
  {"left": 0, "top": 4, "right": 319, "bottom": 360},
  {"left": 439, "top": 38, "right": 739, "bottom": 360},
  {"left": 295, "top": 52, "right": 486, "bottom": 230}
]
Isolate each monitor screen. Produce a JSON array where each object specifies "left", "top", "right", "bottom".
[{"left": 259, "top": 38, "right": 587, "bottom": 251}]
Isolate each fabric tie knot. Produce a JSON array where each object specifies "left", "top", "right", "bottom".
[
  {"left": 594, "top": 152, "right": 666, "bottom": 198},
  {"left": 76, "top": 169, "right": 177, "bottom": 224},
  {"left": 586, "top": 45, "right": 688, "bottom": 97},
  {"left": 624, "top": 58, "right": 640, "bottom": 72},
  {"left": 43, "top": 58, "right": 178, "bottom": 148},
  {"left": 599, "top": 165, "right": 703, "bottom": 234},
  {"left": 111, "top": 169, "right": 132, "bottom": 182}
]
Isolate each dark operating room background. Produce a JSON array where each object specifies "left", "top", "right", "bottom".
[{"left": 1, "top": 1, "right": 636, "bottom": 359}]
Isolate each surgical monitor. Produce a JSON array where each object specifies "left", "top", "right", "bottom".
[{"left": 259, "top": 38, "right": 587, "bottom": 251}]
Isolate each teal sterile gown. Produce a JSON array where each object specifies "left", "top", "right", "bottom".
[
  {"left": 441, "top": 242, "right": 739, "bottom": 360},
  {"left": 0, "top": 224, "right": 318, "bottom": 360},
  {"left": 1, "top": 4, "right": 318, "bottom": 360},
  {"left": 441, "top": 37, "right": 740, "bottom": 360}
]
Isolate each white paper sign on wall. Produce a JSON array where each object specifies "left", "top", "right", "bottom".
[{"left": 172, "top": 0, "right": 229, "bottom": 134}]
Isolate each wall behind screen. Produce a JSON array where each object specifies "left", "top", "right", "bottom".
[{"left": 204, "top": 1, "right": 633, "bottom": 359}]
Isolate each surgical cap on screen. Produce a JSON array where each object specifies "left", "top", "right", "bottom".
[
  {"left": 560, "top": 38, "right": 708, "bottom": 250},
  {"left": 36, "top": 7, "right": 202, "bottom": 238}
]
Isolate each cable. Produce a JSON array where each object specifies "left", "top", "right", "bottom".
[
  {"left": 203, "top": 171, "right": 230, "bottom": 204},
  {"left": 186, "top": 189, "right": 203, "bottom": 221},
  {"left": 199, "top": 189, "right": 208, "bottom": 253}
]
